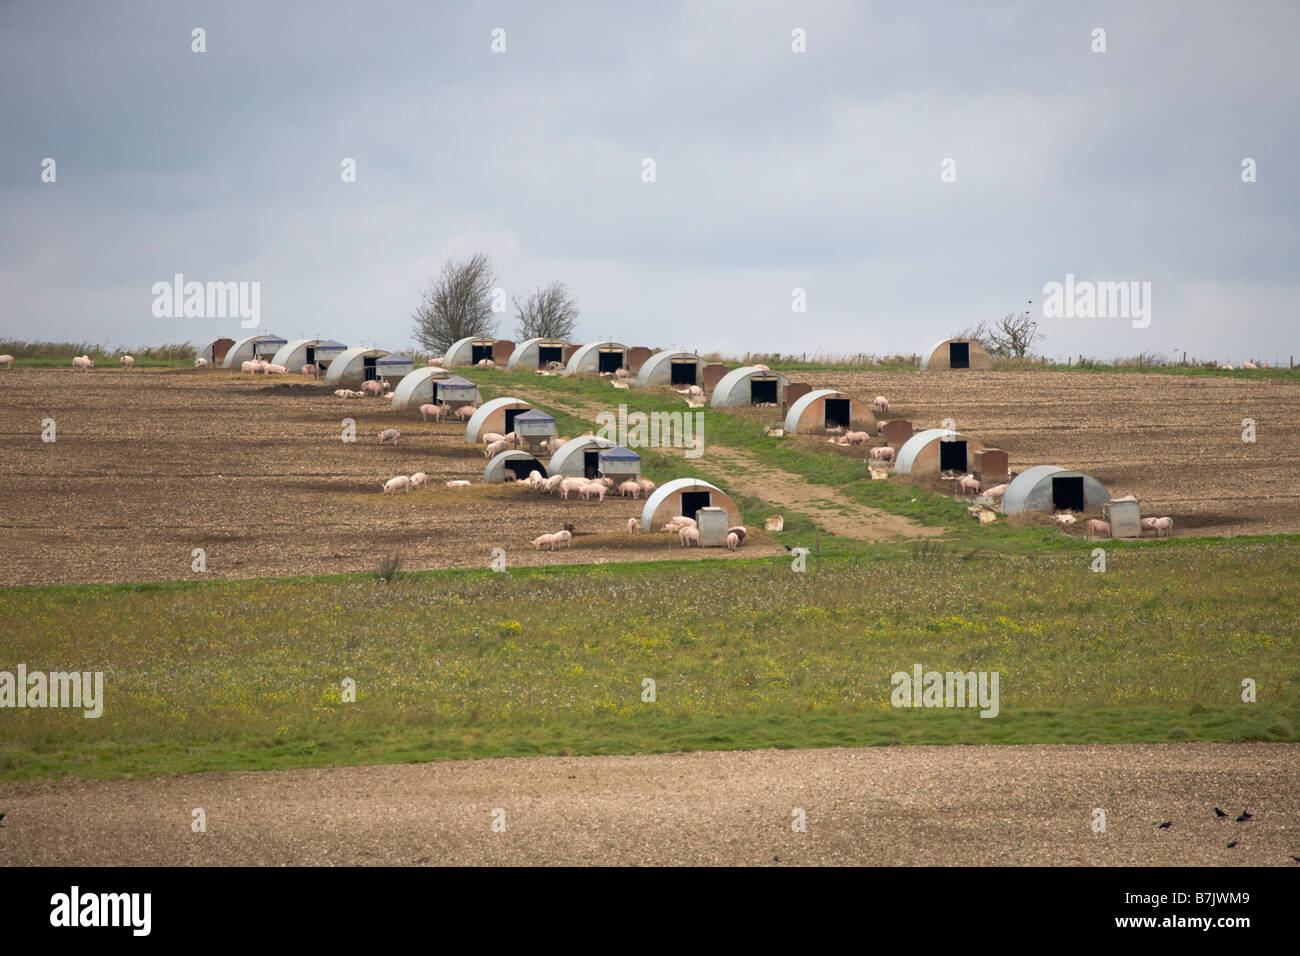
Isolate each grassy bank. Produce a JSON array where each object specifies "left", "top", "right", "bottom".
[{"left": 2, "top": 541, "right": 1295, "bottom": 782}]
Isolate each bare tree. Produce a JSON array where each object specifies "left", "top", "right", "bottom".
[
  {"left": 953, "top": 311, "right": 1043, "bottom": 358},
  {"left": 411, "top": 254, "right": 499, "bottom": 354},
  {"left": 987, "top": 311, "right": 1042, "bottom": 358},
  {"left": 514, "top": 280, "right": 580, "bottom": 341}
]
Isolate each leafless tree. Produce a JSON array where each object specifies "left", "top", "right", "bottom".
[
  {"left": 411, "top": 254, "right": 499, "bottom": 354},
  {"left": 514, "top": 280, "right": 580, "bottom": 341},
  {"left": 988, "top": 311, "right": 1042, "bottom": 358},
  {"left": 953, "top": 311, "right": 1043, "bottom": 358}
]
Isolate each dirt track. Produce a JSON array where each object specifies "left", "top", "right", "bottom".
[{"left": 1, "top": 743, "right": 1295, "bottom": 866}]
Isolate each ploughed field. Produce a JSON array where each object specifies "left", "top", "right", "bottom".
[
  {"left": 795, "top": 369, "right": 1300, "bottom": 537},
  {"left": 0, "top": 369, "right": 780, "bottom": 586}
]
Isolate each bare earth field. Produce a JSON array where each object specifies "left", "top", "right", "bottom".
[
  {"left": 797, "top": 369, "right": 1300, "bottom": 537},
  {"left": 0, "top": 369, "right": 782, "bottom": 586},
  {"left": 2, "top": 367, "right": 1297, "bottom": 586},
  {"left": 1, "top": 743, "right": 1294, "bottom": 866}
]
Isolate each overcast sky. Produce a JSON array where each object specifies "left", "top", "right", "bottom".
[{"left": 2, "top": 1, "right": 1296, "bottom": 363}]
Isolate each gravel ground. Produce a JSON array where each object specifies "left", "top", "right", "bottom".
[{"left": 1, "top": 743, "right": 1295, "bottom": 866}]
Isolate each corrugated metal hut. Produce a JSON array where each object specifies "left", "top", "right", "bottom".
[
  {"left": 565, "top": 341, "right": 628, "bottom": 375},
  {"left": 1000, "top": 465, "right": 1110, "bottom": 515},
  {"left": 322, "top": 347, "right": 391, "bottom": 386},
  {"left": 465, "top": 397, "right": 533, "bottom": 444},
  {"left": 507, "top": 337, "right": 569, "bottom": 370},
  {"left": 894, "top": 428, "right": 986, "bottom": 475},
  {"left": 636, "top": 350, "right": 706, "bottom": 387},
  {"left": 920, "top": 338, "right": 992, "bottom": 370},
  {"left": 484, "top": 450, "right": 549, "bottom": 483},
  {"left": 640, "top": 478, "right": 741, "bottom": 529},
  {"left": 782, "top": 389, "right": 874, "bottom": 433},
  {"left": 709, "top": 366, "right": 790, "bottom": 406},
  {"left": 390, "top": 366, "right": 452, "bottom": 410}
]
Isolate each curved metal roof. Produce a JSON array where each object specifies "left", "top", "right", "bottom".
[
  {"left": 464, "top": 396, "right": 533, "bottom": 443},
  {"left": 321, "top": 347, "right": 390, "bottom": 386},
  {"left": 269, "top": 338, "right": 323, "bottom": 368},
  {"left": 782, "top": 389, "right": 847, "bottom": 433},
  {"left": 1000, "top": 465, "right": 1110, "bottom": 515},
  {"left": 484, "top": 450, "right": 550, "bottom": 483},
  {"left": 565, "top": 341, "right": 628, "bottom": 375},
  {"left": 506, "top": 337, "right": 568, "bottom": 368},
  {"left": 709, "top": 365, "right": 791, "bottom": 406},
  {"left": 894, "top": 427, "right": 971, "bottom": 474},
  {"left": 222, "top": 335, "right": 258, "bottom": 367},
  {"left": 639, "top": 478, "right": 733, "bottom": 529},
  {"left": 445, "top": 336, "right": 497, "bottom": 366},
  {"left": 547, "top": 435, "right": 617, "bottom": 476},
  {"left": 222, "top": 334, "right": 284, "bottom": 366},
  {"left": 389, "top": 366, "right": 453, "bottom": 410},
  {"left": 635, "top": 350, "right": 704, "bottom": 386}
]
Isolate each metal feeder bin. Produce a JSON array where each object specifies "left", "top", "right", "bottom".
[
  {"left": 597, "top": 447, "right": 641, "bottom": 484},
  {"left": 696, "top": 507, "right": 729, "bottom": 547},
  {"left": 437, "top": 375, "right": 480, "bottom": 408},
  {"left": 313, "top": 339, "right": 347, "bottom": 367},
  {"left": 513, "top": 408, "right": 557, "bottom": 453},
  {"left": 1103, "top": 499, "right": 1141, "bottom": 538},
  {"left": 375, "top": 353, "right": 415, "bottom": 383}
]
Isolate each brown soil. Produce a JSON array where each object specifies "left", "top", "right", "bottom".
[
  {"left": 0, "top": 369, "right": 781, "bottom": 586},
  {"left": 1, "top": 743, "right": 1294, "bottom": 866},
  {"left": 790, "top": 369, "right": 1300, "bottom": 537}
]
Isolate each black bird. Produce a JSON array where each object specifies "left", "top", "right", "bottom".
[
  {"left": 1236, "top": 811, "right": 1252, "bottom": 822},
  {"left": 1227, "top": 841, "right": 1238, "bottom": 848},
  {"left": 1214, "top": 807, "right": 1228, "bottom": 818},
  {"left": 0, "top": 812, "right": 6, "bottom": 827},
  {"left": 773, "top": 855, "right": 780, "bottom": 863},
  {"left": 1289, "top": 856, "right": 1299, "bottom": 863},
  {"left": 1157, "top": 821, "right": 1172, "bottom": 829}
]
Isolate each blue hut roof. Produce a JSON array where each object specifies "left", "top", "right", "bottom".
[{"left": 598, "top": 447, "right": 641, "bottom": 462}]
